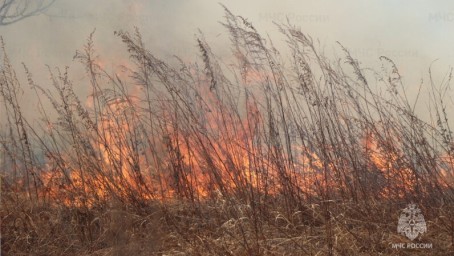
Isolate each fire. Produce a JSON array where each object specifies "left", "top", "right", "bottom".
[
  {"left": 439, "top": 154, "right": 454, "bottom": 188},
  {"left": 363, "top": 132, "right": 417, "bottom": 198},
  {"left": 12, "top": 60, "right": 447, "bottom": 208},
  {"left": 35, "top": 86, "right": 454, "bottom": 207}
]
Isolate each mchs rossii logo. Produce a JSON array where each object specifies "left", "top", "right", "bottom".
[{"left": 392, "top": 203, "right": 432, "bottom": 249}]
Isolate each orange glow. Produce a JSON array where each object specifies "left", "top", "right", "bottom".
[{"left": 29, "top": 76, "right": 453, "bottom": 207}]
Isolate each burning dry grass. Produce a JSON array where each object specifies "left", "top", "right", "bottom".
[{"left": 1, "top": 7, "right": 454, "bottom": 255}]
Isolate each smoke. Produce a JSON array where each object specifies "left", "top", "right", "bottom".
[{"left": 0, "top": 0, "right": 453, "bottom": 122}]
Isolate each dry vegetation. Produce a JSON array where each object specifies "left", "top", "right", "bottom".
[{"left": 1, "top": 7, "right": 454, "bottom": 255}]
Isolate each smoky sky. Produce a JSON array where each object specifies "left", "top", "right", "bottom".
[{"left": 1, "top": 0, "right": 454, "bottom": 119}]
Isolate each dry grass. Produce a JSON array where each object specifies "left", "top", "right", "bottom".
[
  {"left": 1, "top": 7, "right": 454, "bottom": 255},
  {"left": 2, "top": 195, "right": 453, "bottom": 255}
]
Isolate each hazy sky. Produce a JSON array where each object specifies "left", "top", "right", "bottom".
[{"left": 1, "top": 0, "right": 454, "bottom": 116}]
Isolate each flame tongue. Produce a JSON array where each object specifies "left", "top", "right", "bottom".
[{"left": 31, "top": 64, "right": 453, "bottom": 208}]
